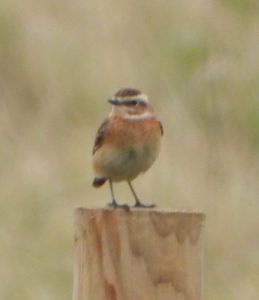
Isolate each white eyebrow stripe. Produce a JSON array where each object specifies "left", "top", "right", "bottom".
[
  {"left": 114, "top": 93, "right": 149, "bottom": 103},
  {"left": 109, "top": 97, "right": 123, "bottom": 103}
]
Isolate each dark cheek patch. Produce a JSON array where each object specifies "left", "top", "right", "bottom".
[
  {"left": 139, "top": 102, "right": 147, "bottom": 107},
  {"left": 124, "top": 100, "right": 137, "bottom": 106}
]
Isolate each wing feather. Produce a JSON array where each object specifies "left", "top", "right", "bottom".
[
  {"left": 92, "top": 118, "right": 109, "bottom": 154},
  {"left": 159, "top": 121, "right": 164, "bottom": 135}
]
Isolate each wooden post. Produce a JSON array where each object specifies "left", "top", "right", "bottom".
[{"left": 73, "top": 208, "right": 205, "bottom": 300}]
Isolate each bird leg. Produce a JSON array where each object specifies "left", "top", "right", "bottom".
[
  {"left": 128, "top": 181, "right": 155, "bottom": 208},
  {"left": 107, "top": 180, "right": 129, "bottom": 209}
]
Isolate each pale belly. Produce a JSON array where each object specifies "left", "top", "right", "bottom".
[{"left": 94, "top": 142, "right": 160, "bottom": 181}]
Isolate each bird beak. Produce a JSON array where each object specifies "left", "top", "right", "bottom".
[{"left": 108, "top": 98, "right": 121, "bottom": 105}]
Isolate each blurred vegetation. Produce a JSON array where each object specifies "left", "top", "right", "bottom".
[{"left": 1, "top": 0, "right": 259, "bottom": 299}]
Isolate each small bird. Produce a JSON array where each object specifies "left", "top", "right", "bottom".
[{"left": 92, "top": 88, "right": 163, "bottom": 208}]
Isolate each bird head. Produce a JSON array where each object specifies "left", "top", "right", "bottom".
[{"left": 108, "top": 88, "right": 153, "bottom": 118}]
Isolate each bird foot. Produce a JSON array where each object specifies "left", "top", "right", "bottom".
[
  {"left": 133, "top": 202, "right": 156, "bottom": 209},
  {"left": 106, "top": 201, "right": 129, "bottom": 210}
]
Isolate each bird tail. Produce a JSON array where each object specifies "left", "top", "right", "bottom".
[{"left": 92, "top": 177, "right": 107, "bottom": 187}]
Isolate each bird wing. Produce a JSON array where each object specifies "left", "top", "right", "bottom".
[
  {"left": 159, "top": 121, "right": 164, "bottom": 135},
  {"left": 92, "top": 118, "right": 109, "bottom": 154}
]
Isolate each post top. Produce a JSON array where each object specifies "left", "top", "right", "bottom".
[{"left": 75, "top": 207, "right": 206, "bottom": 219}]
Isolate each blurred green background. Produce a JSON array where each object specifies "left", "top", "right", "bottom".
[{"left": 1, "top": 0, "right": 259, "bottom": 299}]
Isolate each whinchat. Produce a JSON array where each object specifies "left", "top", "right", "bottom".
[{"left": 92, "top": 88, "right": 163, "bottom": 208}]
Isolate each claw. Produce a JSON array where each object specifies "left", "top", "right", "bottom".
[
  {"left": 106, "top": 201, "right": 129, "bottom": 210},
  {"left": 133, "top": 201, "right": 156, "bottom": 209}
]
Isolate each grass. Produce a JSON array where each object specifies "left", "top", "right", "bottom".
[{"left": 1, "top": 0, "right": 259, "bottom": 299}]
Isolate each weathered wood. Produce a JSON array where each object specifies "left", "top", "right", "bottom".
[{"left": 73, "top": 208, "right": 205, "bottom": 300}]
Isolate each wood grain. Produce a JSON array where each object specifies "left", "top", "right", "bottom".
[{"left": 73, "top": 208, "right": 205, "bottom": 300}]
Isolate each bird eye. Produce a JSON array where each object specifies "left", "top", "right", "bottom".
[{"left": 124, "top": 100, "right": 138, "bottom": 106}]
